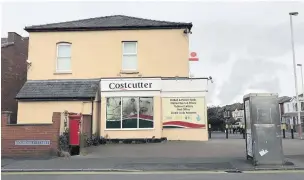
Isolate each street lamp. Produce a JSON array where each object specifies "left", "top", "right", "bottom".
[
  {"left": 297, "top": 64, "right": 304, "bottom": 99},
  {"left": 289, "top": 12, "right": 302, "bottom": 139}
]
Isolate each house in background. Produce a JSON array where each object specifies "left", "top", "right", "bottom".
[
  {"left": 1, "top": 32, "right": 28, "bottom": 124},
  {"left": 278, "top": 96, "right": 292, "bottom": 124},
  {"left": 223, "top": 103, "right": 243, "bottom": 124},
  {"left": 231, "top": 108, "right": 244, "bottom": 124},
  {"left": 282, "top": 94, "right": 304, "bottom": 131}
]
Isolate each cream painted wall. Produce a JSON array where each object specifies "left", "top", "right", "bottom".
[
  {"left": 100, "top": 96, "right": 162, "bottom": 139},
  {"left": 92, "top": 101, "right": 100, "bottom": 134},
  {"left": 27, "top": 29, "right": 189, "bottom": 80},
  {"left": 17, "top": 101, "right": 92, "bottom": 124},
  {"left": 162, "top": 129, "right": 208, "bottom": 141}
]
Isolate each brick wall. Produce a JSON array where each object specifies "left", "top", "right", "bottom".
[
  {"left": 1, "top": 32, "right": 29, "bottom": 123},
  {"left": 1, "top": 111, "right": 61, "bottom": 157}
]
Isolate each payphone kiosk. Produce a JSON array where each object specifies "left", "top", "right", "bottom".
[{"left": 243, "top": 93, "right": 284, "bottom": 166}]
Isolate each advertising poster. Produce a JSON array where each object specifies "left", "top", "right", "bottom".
[
  {"left": 162, "top": 97, "right": 206, "bottom": 128},
  {"left": 245, "top": 100, "right": 251, "bottom": 132},
  {"left": 245, "top": 100, "right": 253, "bottom": 157}
]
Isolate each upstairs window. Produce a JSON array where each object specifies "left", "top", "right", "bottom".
[
  {"left": 122, "top": 41, "right": 137, "bottom": 71},
  {"left": 56, "top": 43, "right": 71, "bottom": 72}
]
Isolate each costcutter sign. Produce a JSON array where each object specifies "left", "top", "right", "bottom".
[{"left": 100, "top": 79, "right": 161, "bottom": 91}]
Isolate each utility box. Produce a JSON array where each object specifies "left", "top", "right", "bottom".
[{"left": 243, "top": 93, "right": 284, "bottom": 166}]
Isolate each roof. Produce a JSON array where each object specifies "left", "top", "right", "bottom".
[
  {"left": 1, "top": 36, "right": 29, "bottom": 48},
  {"left": 16, "top": 79, "right": 100, "bottom": 100},
  {"left": 224, "top": 103, "right": 244, "bottom": 111},
  {"left": 1, "top": 38, "right": 14, "bottom": 48},
  {"left": 24, "top": 15, "right": 193, "bottom": 32},
  {"left": 1, "top": 38, "right": 7, "bottom": 44},
  {"left": 278, "top": 96, "right": 292, "bottom": 104}
]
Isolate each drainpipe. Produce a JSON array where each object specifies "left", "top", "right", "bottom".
[{"left": 91, "top": 97, "right": 94, "bottom": 137}]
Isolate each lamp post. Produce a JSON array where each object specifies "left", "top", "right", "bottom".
[
  {"left": 289, "top": 12, "right": 302, "bottom": 139},
  {"left": 297, "top": 64, "right": 304, "bottom": 98}
]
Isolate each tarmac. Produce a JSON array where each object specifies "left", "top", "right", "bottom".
[{"left": 2, "top": 132, "right": 304, "bottom": 173}]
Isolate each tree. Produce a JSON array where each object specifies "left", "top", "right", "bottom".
[{"left": 207, "top": 106, "right": 225, "bottom": 130}]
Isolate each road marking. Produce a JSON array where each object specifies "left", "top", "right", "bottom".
[
  {"left": 243, "top": 170, "right": 304, "bottom": 174},
  {"left": 1, "top": 171, "right": 228, "bottom": 175},
  {"left": 2, "top": 169, "right": 304, "bottom": 175}
]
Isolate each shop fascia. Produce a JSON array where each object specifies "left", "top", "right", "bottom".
[
  {"left": 100, "top": 78, "right": 208, "bottom": 92},
  {"left": 100, "top": 78, "right": 161, "bottom": 91}
]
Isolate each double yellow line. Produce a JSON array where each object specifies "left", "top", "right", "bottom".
[{"left": 2, "top": 170, "right": 304, "bottom": 175}]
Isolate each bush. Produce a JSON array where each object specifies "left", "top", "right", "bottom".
[
  {"left": 91, "top": 133, "right": 100, "bottom": 146},
  {"left": 83, "top": 133, "right": 100, "bottom": 147},
  {"left": 59, "top": 129, "right": 69, "bottom": 151}
]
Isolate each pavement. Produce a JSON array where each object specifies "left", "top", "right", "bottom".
[{"left": 2, "top": 132, "right": 304, "bottom": 172}]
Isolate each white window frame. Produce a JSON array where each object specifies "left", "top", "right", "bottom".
[
  {"left": 105, "top": 96, "right": 154, "bottom": 130},
  {"left": 56, "top": 42, "right": 72, "bottom": 73},
  {"left": 122, "top": 41, "right": 138, "bottom": 71}
]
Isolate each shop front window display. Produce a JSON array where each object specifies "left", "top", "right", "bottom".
[{"left": 106, "top": 97, "right": 154, "bottom": 129}]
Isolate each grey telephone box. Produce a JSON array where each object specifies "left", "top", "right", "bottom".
[{"left": 243, "top": 93, "right": 284, "bottom": 166}]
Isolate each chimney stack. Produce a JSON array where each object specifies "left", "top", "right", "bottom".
[{"left": 7, "top": 32, "right": 22, "bottom": 43}]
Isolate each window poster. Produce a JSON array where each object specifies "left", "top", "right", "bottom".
[
  {"left": 106, "top": 97, "right": 154, "bottom": 129},
  {"left": 162, "top": 97, "right": 206, "bottom": 128}
]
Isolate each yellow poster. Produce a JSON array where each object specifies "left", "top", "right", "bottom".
[{"left": 162, "top": 97, "right": 206, "bottom": 128}]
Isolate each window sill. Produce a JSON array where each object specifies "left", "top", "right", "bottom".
[
  {"left": 54, "top": 71, "right": 72, "bottom": 74},
  {"left": 105, "top": 128, "right": 154, "bottom": 131},
  {"left": 120, "top": 70, "right": 139, "bottom": 74}
]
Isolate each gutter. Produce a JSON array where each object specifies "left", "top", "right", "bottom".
[
  {"left": 91, "top": 97, "right": 94, "bottom": 137},
  {"left": 15, "top": 97, "right": 93, "bottom": 101},
  {"left": 24, "top": 24, "right": 193, "bottom": 33}
]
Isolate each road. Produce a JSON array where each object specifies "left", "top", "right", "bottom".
[{"left": 2, "top": 171, "right": 304, "bottom": 180}]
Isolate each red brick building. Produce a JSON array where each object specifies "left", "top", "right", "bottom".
[{"left": 1, "top": 32, "right": 28, "bottom": 123}]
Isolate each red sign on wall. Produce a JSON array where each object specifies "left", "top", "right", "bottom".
[{"left": 189, "top": 52, "right": 199, "bottom": 61}]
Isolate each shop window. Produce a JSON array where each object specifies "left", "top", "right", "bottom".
[
  {"left": 139, "top": 97, "right": 154, "bottom": 128},
  {"left": 122, "top": 97, "right": 138, "bottom": 128},
  {"left": 106, "top": 97, "right": 122, "bottom": 129},
  {"left": 106, "top": 97, "right": 154, "bottom": 129}
]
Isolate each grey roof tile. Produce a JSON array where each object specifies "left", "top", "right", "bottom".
[
  {"left": 16, "top": 79, "right": 100, "bottom": 99},
  {"left": 1, "top": 38, "right": 14, "bottom": 48},
  {"left": 278, "top": 96, "right": 292, "bottom": 104},
  {"left": 25, "top": 15, "right": 192, "bottom": 32},
  {"left": 1, "top": 38, "right": 8, "bottom": 45}
]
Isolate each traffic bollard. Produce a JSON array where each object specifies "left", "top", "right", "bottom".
[
  {"left": 225, "top": 124, "right": 229, "bottom": 139},
  {"left": 281, "top": 124, "right": 286, "bottom": 139},
  {"left": 243, "top": 129, "right": 245, "bottom": 139},
  {"left": 291, "top": 128, "right": 294, "bottom": 139},
  {"left": 208, "top": 124, "right": 212, "bottom": 139}
]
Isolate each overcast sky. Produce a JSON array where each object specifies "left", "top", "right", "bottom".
[{"left": 1, "top": 1, "right": 304, "bottom": 106}]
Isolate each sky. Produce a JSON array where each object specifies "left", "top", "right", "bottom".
[{"left": 1, "top": 0, "right": 304, "bottom": 106}]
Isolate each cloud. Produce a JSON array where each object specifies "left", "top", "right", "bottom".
[
  {"left": 248, "top": 77, "right": 281, "bottom": 93},
  {"left": 217, "top": 58, "right": 285, "bottom": 105},
  {"left": 246, "top": 23, "right": 304, "bottom": 58}
]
